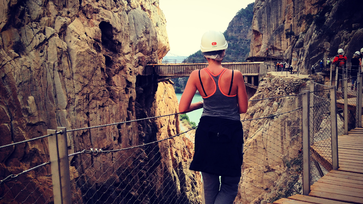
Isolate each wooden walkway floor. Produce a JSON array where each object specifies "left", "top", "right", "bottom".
[{"left": 273, "top": 128, "right": 363, "bottom": 204}]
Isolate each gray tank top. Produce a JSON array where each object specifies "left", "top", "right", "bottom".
[{"left": 200, "top": 68, "right": 240, "bottom": 121}]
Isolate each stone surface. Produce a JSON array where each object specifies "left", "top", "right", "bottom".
[
  {"left": 237, "top": 73, "right": 310, "bottom": 203},
  {"left": 236, "top": 72, "right": 344, "bottom": 203},
  {"left": 0, "top": 0, "right": 202, "bottom": 203},
  {"left": 250, "top": 0, "right": 363, "bottom": 73}
]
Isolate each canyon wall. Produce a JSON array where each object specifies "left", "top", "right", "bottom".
[
  {"left": 236, "top": 74, "right": 329, "bottom": 203},
  {"left": 0, "top": 0, "right": 201, "bottom": 203},
  {"left": 250, "top": 0, "right": 363, "bottom": 73}
]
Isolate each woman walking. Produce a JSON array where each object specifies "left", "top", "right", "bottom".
[
  {"left": 179, "top": 30, "right": 248, "bottom": 204},
  {"left": 351, "top": 51, "right": 361, "bottom": 90}
]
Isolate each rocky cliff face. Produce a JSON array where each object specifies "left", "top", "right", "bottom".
[
  {"left": 250, "top": 0, "right": 363, "bottom": 72},
  {"left": 0, "top": 0, "right": 201, "bottom": 203},
  {"left": 236, "top": 73, "right": 324, "bottom": 203}
]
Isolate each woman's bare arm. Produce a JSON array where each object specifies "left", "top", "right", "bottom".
[
  {"left": 235, "top": 71, "right": 248, "bottom": 113},
  {"left": 179, "top": 70, "right": 203, "bottom": 113}
]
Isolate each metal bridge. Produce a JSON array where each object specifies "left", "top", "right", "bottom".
[{"left": 141, "top": 62, "right": 267, "bottom": 89}]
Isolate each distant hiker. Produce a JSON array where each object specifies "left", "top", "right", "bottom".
[
  {"left": 333, "top": 48, "right": 347, "bottom": 89},
  {"left": 319, "top": 60, "right": 324, "bottom": 71},
  {"left": 311, "top": 65, "right": 315, "bottom": 74},
  {"left": 276, "top": 62, "right": 280, "bottom": 71},
  {"left": 179, "top": 30, "right": 248, "bottom": 204},
  {"left": 326, "top": 58, "right": 331, "bottom": 68},
  {"left": 351, "top": 51, "right": 361, "bottom": 90}
]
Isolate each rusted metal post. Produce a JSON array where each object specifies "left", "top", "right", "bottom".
[
  {"left": 330, "top": 87, "right": 339, "bottom": 170},
  {"left": 302, "top": 91, "right": 311, "bottom": 195}
]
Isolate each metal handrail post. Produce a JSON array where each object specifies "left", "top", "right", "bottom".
[
  {"left": 57, "top": 127, "right": 72, "bottom": 204},
  {"left": 302, "top": 91, "right": 311, "bottom": 195},
  {"left": 330, "top": 87, "right": 339, "bottom": 170},
  {"left": 344, "top": 77, "right": 348, "bottom": 135},
  {"left": 357, "top": 72, "right": 362, "bottom": 127},
  {"left": 48, "top": 129, "right": 62, "bottom": 204}
]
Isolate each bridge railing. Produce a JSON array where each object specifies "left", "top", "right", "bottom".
[
  {"left": 1, "top": 79, "right": 351, "bottom": 204},
  {"left": 145, "top": 62, "right": 263, "bottom": 77}
]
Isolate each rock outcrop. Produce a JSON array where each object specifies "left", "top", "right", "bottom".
[
  {"left": 235, "top": 73, "right": 342, "bottom": 203},
  {"left": 250, "top": 0, "right": 363, "bottom": 73},
  {"left": 0, "top": 0, "right": 201, "bottom": 203},
  {"left": 236, "top": 73, "right": 310, "bottom": 203}
]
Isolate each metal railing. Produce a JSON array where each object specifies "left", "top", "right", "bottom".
[
  {"left": 1, "top": 73, "right": 360, "bottom": 203},
  {"left": 144, "top": 62, "right": 262, "bottom": 77}
]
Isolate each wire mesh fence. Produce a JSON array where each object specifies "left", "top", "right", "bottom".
[
  {"left": 0, "top": 149, "right": 53, "bottom": 204},
  {"left": 70, "top": 140, "right": 200, "bottom": 204},
  {"left": 309, "top": 83, "right": 334, "bottom": 185},
  {"left": 238, "top": 87, "right": 304, "bottom": 203},
  {"left": 1, "top": 74, "right": 358, "bottom": 204}
]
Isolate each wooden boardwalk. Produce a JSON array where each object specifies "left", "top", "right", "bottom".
[{"left": 273, "top": 128, "right": 363, "bottom": 204}]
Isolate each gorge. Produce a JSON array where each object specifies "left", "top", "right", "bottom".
[{"left": 1, "top": 0, "right": 363, "bottom": 203}]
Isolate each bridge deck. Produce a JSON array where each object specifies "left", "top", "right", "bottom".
[
  {"left": 273, "top": 128, "right": 363, "bottom": 204},
  {"left": 143, "top": 62, "right": 263, "bottom": 77}
]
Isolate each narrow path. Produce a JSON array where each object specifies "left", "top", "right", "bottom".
[{"left": 273, "top": 128, "right": 363, "bottom": 204}]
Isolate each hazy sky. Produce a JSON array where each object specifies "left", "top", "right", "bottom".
[{"left": 159, "top": 0, "right": 255, "bottom": 57}]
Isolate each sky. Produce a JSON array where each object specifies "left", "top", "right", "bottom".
[{"left": 159, "top": 0, "right": 255, "bottom": 57}]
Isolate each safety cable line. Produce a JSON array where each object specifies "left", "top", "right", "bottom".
[
  {"left": 0, "top": 87, "right": 332, "bottom": 150},
  {"left": 69, "top": 106, "right": 302, "bottom": 157},
  {"left": 249, "top": 92, "right": 303, "bottom": 102},
  {"left": 0, "top": 132, "right": 61, "bottom": 149},
  {"left": 241, "top": 107, "right": 302, "bottom": 122},
  {"left": 66, "top": 112, "right": 179, "bottom": 133},
  {"left": 68, "top": 128, "right": 195, "bottom": 157},
  {"left": 0, "top": 112, "right": 180, "bottom": 150},
  {"left": 0, "top": 162, "right": 50, "bottom": 184}
]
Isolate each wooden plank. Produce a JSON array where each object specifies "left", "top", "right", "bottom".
[
  {"left": 311, "top": 146, "right": 333, "bottom": 171},
  {"left": 339, "top": 150, "right": 363, "bottom": 155},
  {"left": 309, "top": 191, "right": 363, "bottom": 203},
  {"left": 273, "top": 198, "right": 311, "bottom": 204},
  {"left": 339, "top": 159, "right": 363, "bottom": 164},
  {"left": 321, "top": 175, "right": 363, "bottom": 185},
  {"left": 329, "top": 170, "right": 363, "bottom": 178},
  {"left": 339, "top": 162, "right": 363, "bottom": 168},
  {"left": 317, "top": 177, "right": 363, "bottom": 189},
  {"left": 339, "top": 153, "right": 363, "bottom": 157},
  {"left": 338, "top": 140, "right": 363, "bottom": 143},
  {"left": 338, "top": 152, "right": 363, "bottom": 157},
  {"left": 289, "top": 194, "right": 352, "bottom": 204},
  {"left": 338, "top": 146, "right": 363, "bottom": 150},
  {"left": 339, "top": 167, "right": 363, "bottom": 173},
  {"left": 339, "top": 156, "right": 363, "bottom": 160},
  {"left": 312, "top": 182, "right": 363, "bottom": 194}
]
